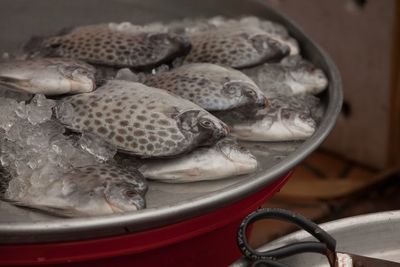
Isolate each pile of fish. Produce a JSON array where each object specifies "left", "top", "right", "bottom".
[{"left": 0, "top": 16, "right": 328, "bottom": 217}]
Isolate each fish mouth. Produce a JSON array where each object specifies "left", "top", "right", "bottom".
[
  {"left": 221, "top": 123, "right": 230, "bottom": 137},
  {"left": 210, "top": 122, "right": 230, "bottom": 141},
  {"left": 257, "top": 96, "right": 269, "bottom": 108}
]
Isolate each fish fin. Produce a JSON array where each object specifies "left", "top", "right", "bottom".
[
  {"left": 23, "top": 36, "right": 59, "bottom": 57},
  {"left": 115, "top": 68, "right": 143, "bottom": 82},
  {"left": 0, "top": 76, "right": 32, "bottom": 91},
  {"left": 0, "top": 198, "right": 85, "bottom": 218},
  {"left": 23, "top": 36, "right": 46, "bottom": 53}
]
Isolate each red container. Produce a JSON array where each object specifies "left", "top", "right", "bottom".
[{"left": 0, "top": 172, "right": 292, "bottom": 267}]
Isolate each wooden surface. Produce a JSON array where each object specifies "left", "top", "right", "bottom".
[
  {"left": 277, "top": 150, "right": 377, "bottom": 199},
  {"left": 264, "top": 0, "right": 397, "bottom": 169}
]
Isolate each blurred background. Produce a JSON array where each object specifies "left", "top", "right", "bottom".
[{"left": 251, "top": 0, "right": 400, "bottom": 248}]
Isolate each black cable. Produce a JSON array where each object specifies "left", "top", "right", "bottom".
[{"left": 237, "top": 208, "right": 337, "bottom": 263}]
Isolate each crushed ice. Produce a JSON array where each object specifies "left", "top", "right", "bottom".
[{"left": 0, "top": 93, "right": 117, "bottom": 199}]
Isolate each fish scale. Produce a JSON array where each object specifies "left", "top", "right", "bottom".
[
  {"left": 242, "top": 55, "right": 328, "bottom": 97},
  {"left": 3, "top": 164, "right": 148, "bottom": 217},
  {"left": 217, "top": 94, "right": 319, "bottom": 142},
  {"left": 139, "top": 137, "right": 258, "bottom": 183},
  {"left": 24, "top": 23, "right": 192, "bottom": 69},
  {"left": 143, "top": 63, "right": 267, "bottom": 111},
  {"left": 183, "top": 25, "right": 289, "bottom": 68},
  {"left": 56, "top": 80, "right": 229, "bottom": 158}
]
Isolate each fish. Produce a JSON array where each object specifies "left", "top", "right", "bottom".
[
  {"left": 0, "top": 58, "right": 96, "bottom": 95},
  {"left": 2, "top": 164, "right": 148, "bottom": 217},
  {"left": 238, "top": 16, "right": 300, "bottom": 55},
  {"left": 24, "top": 22, "right": 192, "bottom": 69},
  {"left": 217, "top": 94, "right": 319, "bottom": 142},
  {"left": 142, "top": 63, "right": 268, "bottom": 111},
  {"left": 242, "top": 55, "right": 328, "bottom": 96},
  {"left": 139, "top": 137, "right": 258, "bottom": 183},
  {"left": 55, "top": 80, "right": 229, "bottom": 158},
  {"left": 182, "top": 24, "right": 289, "bottom": 68}
]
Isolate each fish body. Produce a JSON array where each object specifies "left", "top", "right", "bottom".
[
  {"left": 56, "top": 80, "right": 229, "bottom": 157},
  {"left": 183, "top": 24, "right": 289, "bottom": 68},
  {"left": 24, "top": 23, "right": 192, "bottom": 69},
  {"left": 219, "top": 94, "right": 319, "bottom": 141},
  {"left": 3, "top": 164, "right": 147, "bottom": 217},
  {"left": 143, "top": 63, "right": 267, "bottom": 111},
  {"left": 139, "top": 138, "right": 258, "bottom": 183},
  {"left": 242, "top": 55, "right": 328, "bottom": 96},
  {"left": 0, "top": 58, "right": 96, "bottom": 95}
]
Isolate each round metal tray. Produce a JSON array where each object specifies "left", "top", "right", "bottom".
[
  {"left": 233, "top": 210, "right": 400, "bottom": 266},
  {"left": 0, "top": 0, "right": 342, "bottom": 243}
]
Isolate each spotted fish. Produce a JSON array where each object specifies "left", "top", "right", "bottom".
[
  {"left": 218, "top": 94, "right": 319, "bottom": 141},
  {"left": 2, "top": 164, "right": 147, "bottom": 217},
  {"left": 143, "top": 63, "right": 267, "bottom": 111},
  {"left": 182, "top": 24, "right": 289, "bottom": 68},
  {"left": 139, "top": 137, "right": 258, "bottom": 183},
  {"left": 55, "top": 80, "right": 229, "bottom": 157},
  {"left": 0, "top": 58, "right": 96, "bottom": 95},
  {"left": 24, "top": 22, "right": 192, "bottom": 69},
  {"left": 242, "top": 55, "right": 328, "bottom": 97}
]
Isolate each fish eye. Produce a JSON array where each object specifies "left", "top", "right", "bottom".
[
  {"left": 199, "top": 119, "right": 213, "bottom": 128},
  {"left": 124, "top": 190, "right": 137, "bottom": 198},
  {"left": 246, "top": 89, "right": 256, "bottom": 96}
]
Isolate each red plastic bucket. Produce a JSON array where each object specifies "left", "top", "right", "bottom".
[{"left": 0, "top": 172, "right": 292, "bottom": 267}]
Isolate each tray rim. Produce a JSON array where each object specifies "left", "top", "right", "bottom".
[{"left": 0, "top": 0, "right": 343, "bottom": 244}]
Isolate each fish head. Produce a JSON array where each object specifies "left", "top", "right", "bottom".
[
  {"left": 217, "top": 138, "right": 258, "bottom": 171},
  {"left": 197, "top": 112, "right": 230, "bottom": 142},
  {"left": 139, "top": 32, "right": 191, "bottom": 67},
  {"left": 178, "top": 110, "right": 229, "bottom": 144},
  {"left": 57, "top": 62, "right": 96, "bottom": 93},
  {"left": 287, "top": 66, "right": 328, "bottom": 94},
  {"left": 104, "top": 182, "right": 145, "bottom": 212},
  {"left": 280, "top": 108, "right": 316, "bottom": 137},
  {"left": 249, "top": 34, "right": 290, "bottom": 64},
  {"left": 222, "top": 80, "right": 268, "bottom": 109}
]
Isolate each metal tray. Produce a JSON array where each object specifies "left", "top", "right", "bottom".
[
  {"left": 233, "top": 210, "right": 400, "bottom": 266},
  {"left": 0, "top": 0, "right": 342, "bottom": 243}
]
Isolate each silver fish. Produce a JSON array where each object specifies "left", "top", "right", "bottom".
[
  {"left": 0, "top": 58, "right": 96, "bottom": 95},
  {"left": 242, "top": 55, "right": 328, "bottom": 96},
  {"left": 139, "top": 138, "right": 258, "bottom": 183},
  {"left": 183, "top": 24, "right": 289, "bottom": 68},
  {"left": 3, "top": 164, "right": 147, "bottom": 217},
  {"left": 24, "top": 22, "right": 191, "bottom": 69},
  {"left": 218, "top": 94, "right": 319, "bottom": 142},
  {"left": 143, "top": 63, "right": 267, "bottom": 111},
  {"left": 56, "top": 80, "right": 229, "bottom": 158}
]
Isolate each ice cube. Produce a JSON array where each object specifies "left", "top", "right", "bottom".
[
  {"left": 78, "top": 132, "right": 117, "bottom": 162},
  {"left": 0, "top": 97, "right": 20, "bottom": 131},
  {"left": 26, "top": 94, "right": 56, "bottom": 125}
]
